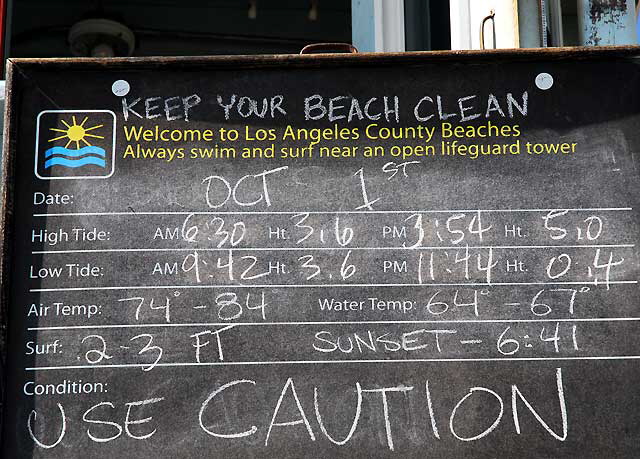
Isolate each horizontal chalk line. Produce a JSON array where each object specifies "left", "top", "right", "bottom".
[
  {"left": 27, "top": 317, "right": 640, "bottom": 331},
  {"left": 32, "top": 207, "right": 633, "bottom": 217},
  {"left": 29, "top": 280, "right": 638, "bottom": 292},
  {"left": 25, "top": 355, "right": 640, "bottom": 371},
  {"left": 31, "top": 244, "right": 636, "bottom": 254}
]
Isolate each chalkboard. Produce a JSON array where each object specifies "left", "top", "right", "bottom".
[{"left": 1, "top": 47, "right": 639, "bottom": 458}]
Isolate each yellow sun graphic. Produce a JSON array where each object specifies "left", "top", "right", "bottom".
[{"left": 48, "top": 115, "right": 104, "bottom": 150}]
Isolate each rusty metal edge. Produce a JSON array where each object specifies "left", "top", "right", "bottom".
[
  {"left": 0, "top": 57, "right": 17, "bottom": 447},
  {"left": 5, "top": 45, "right": 640, "bottom": 70}
]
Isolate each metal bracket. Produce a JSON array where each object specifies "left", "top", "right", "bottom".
[
  {"left": 480, "top": 10, "right": 497, "bottom": 50},
  {"left": 300, "top": 43, "right": 359, "bottom": 54}
]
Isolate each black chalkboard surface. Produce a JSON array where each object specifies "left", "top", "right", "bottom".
[{"left": 0, "top": 47, "right": 639, "bottom": 458}]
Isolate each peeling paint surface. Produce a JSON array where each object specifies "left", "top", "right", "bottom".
[{"left": 579, "top": 0, "right": 637, "bottom": 45}]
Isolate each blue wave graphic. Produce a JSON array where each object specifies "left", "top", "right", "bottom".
[
  {"left": 45, "top": 157, "right": 106, "bottom": 169},
  {"left": 45, "top": 146, "right": 106, "bottom": 159}
]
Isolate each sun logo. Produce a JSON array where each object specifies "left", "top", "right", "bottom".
[
  {"left": 48, "top": 115, "right": 104, "bottom": 149},
  {"left": 35, "top": 109, "right": 116, "bottom": 180}
]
